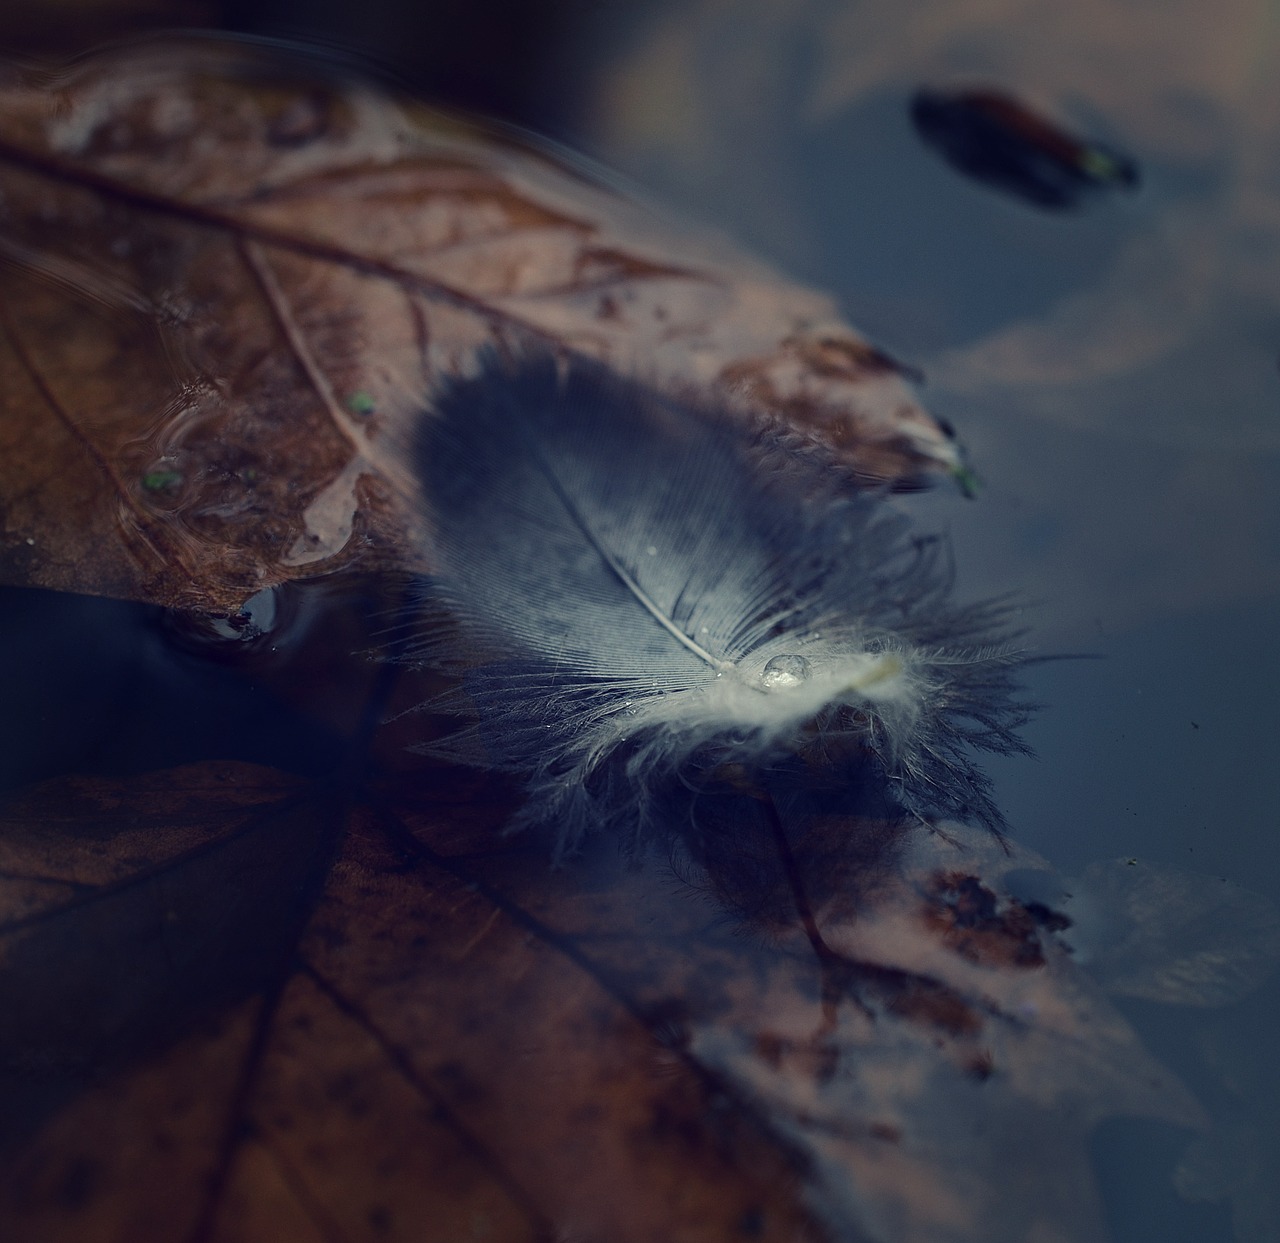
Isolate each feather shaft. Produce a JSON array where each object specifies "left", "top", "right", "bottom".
[
  {"left": 406, "top": 349, "right": 1033, "bottom": 850},
  {"left": 525, "top": 437, "right": 732, "bottom": 674}
]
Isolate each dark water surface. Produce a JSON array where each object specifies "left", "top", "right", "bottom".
[{"left": 541, "top": 5, "right": 1280, "bottom": 1239}]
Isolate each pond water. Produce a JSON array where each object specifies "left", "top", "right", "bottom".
[
  {"left": 528, "top": 4, "right": 1280, "bottom": 1239},
  {"left": 3, "top": 3, "right": 1280, "bottom": 1241}
]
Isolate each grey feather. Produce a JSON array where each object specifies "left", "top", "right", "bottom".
[{"left": 405, "top": 350, "right": 1032, "bottom": 851}]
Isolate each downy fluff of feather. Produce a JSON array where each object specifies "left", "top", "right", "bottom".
[{"left": 406, "top": 349, "right": 1031, "bottom": 851}]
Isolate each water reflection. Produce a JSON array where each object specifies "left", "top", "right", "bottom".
[
  {"left": 577, "top": 0, "right": 1280, "bottom": 634},
  {"left": 566, "top": 2, "right": 1280, "bottom": 1239}
]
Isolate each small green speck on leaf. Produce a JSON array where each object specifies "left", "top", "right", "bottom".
[
  {"left": 345, "top": 389, "right": 377, "bottom": 416},
  {"left": 141, "top": 469, "right": 183, "bottom": 493}
]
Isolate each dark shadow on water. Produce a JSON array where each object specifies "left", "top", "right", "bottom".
[{"left": 0, "top": 585, "right": 349, "bottom": 799}]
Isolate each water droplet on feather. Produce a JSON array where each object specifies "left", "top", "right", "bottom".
[{"left": 761, "top": 653, "right": 811, "bottom": 690}]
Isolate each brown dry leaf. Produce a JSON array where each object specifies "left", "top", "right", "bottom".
[
  {"left": 0, "top": 37, "right": 961, "bottom": 616},
  {"left": 0, "top": 720, "right": 1205, "bottom": 1243},
  {"left": 0, "top": 761, "right": 824, "bottom": 1243}
]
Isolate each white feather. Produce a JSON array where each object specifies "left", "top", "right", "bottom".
[{"left": 404, "top": 350, "right": 1031, "bottom": 851}]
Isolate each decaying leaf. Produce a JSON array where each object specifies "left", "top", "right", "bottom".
[
  {"left": 0, "top": 759, "right": 825, "bottom": 1243},
  {"left": 689, "top": 826, "right": 1204, "bottom": 1243},
  {"left": 0, "top": 37, "right": 962, "bottom": 616},
  {"left": 0, "top": 709, "right": 1222, "bottom": 1243}
]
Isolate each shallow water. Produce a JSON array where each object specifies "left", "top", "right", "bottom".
[{"left": 541, "top": 4, "right": 1280, "bottom": 1238}]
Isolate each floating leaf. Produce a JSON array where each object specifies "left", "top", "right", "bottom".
[{"left": 0, "top": 38, "right": 963, "bottom": 617}]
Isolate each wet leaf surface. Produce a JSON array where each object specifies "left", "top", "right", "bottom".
[
  {"left": 0, "top": 695, "right": 1220, "bottom": 1243},
  {"left": 0, "top": 759, "right": 823, "bottom": 1243},
  {"left": 0, "top": 38, "right": 962, "bottom": 616}
]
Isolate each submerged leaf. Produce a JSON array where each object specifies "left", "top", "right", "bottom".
[
  {"left": 0, "top": 762, "right": 831, "bottom": 1242},
  {"left": 0, "top": 734, "right": 1218, "bottom": 1242},
  {"left": 911, "top": 87, "right": 1139, "bottom": 211},
  {"left": 1061, "top": 857, "right": 1280, "bottom": 1008},
  {"left": 691, "top": 825, "right": 1204, "bottom": 1243},
  {"left": 0, "top": 38, "right": 963, "bottom": 616}
]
